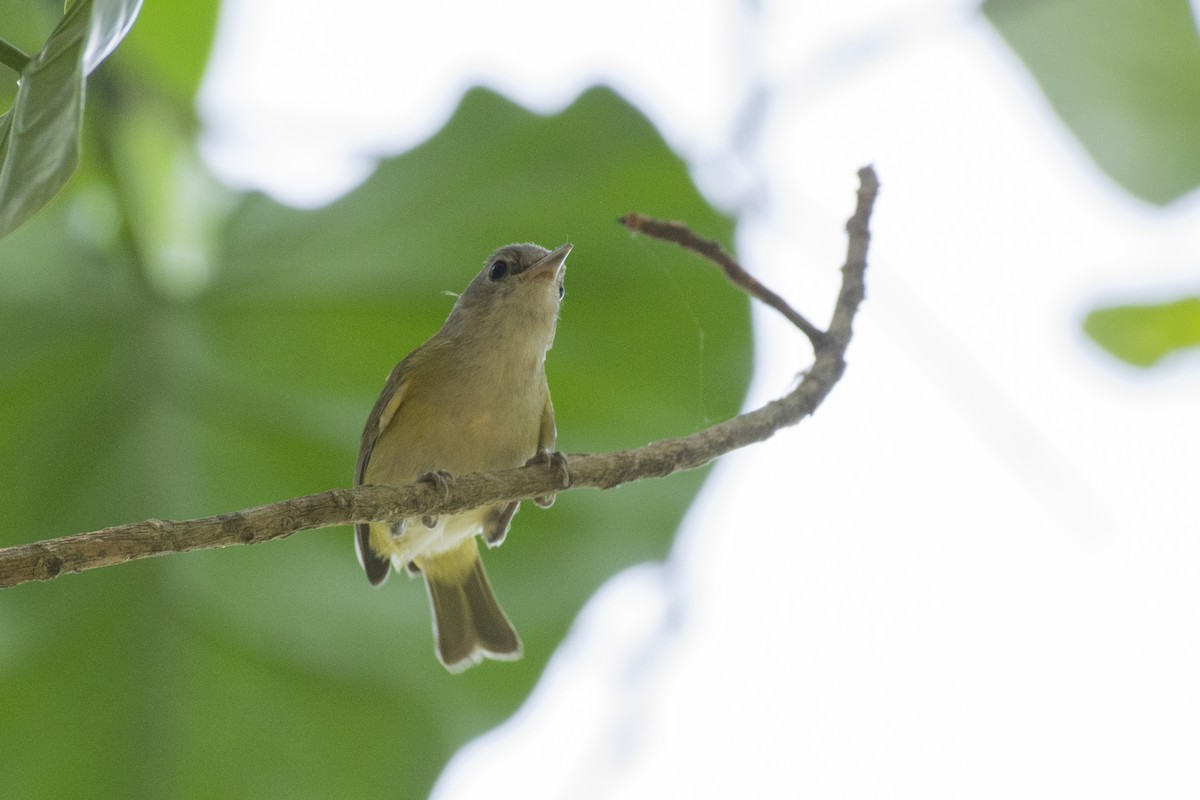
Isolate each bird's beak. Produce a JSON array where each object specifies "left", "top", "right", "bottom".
[{"left": 525, "top": 243, "right": 572, "bottom": 282}]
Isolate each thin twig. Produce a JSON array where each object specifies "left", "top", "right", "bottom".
[
  {"left": 0, "top": 167, "right": 879, "bottom": 589},
  {"left": 619, "top": 212, "right": 829, "bottom": 349},
  {"left": 828, "top": 165, "right": 877, "bottom": 348}
]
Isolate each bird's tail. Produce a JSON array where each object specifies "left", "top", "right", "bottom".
[{"left": 420, "top": 538, "right": 522, "bottom": 672}]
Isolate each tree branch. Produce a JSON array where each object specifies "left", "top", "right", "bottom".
[{"left": 0, "top": 166, "right": 879, "bottom": 589}]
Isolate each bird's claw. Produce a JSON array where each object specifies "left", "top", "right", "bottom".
[
  {"left": 417, "top": 470, "right": 454, "bottom": 528},
  {"left": 527, "top": 449, "right": 570, "bottom": 508}
]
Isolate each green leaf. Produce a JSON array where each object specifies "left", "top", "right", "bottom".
[
  {"left": 0, "top": 0, "right": 143, "bottom": 238},
  {"left": 0, "top": 86, "right": 750, "bottom": 798},
  {"left": 983, "top": 0, "right": 1200, "bottom": 205},
  {"left": 1083, "top": 296, "right": 1200, "bottom": 367}
]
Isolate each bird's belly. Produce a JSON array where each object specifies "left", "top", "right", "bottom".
[{"left": 370, "top": 505, "right": 489, "bottom": 572}]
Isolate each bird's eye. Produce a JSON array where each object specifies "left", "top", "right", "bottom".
[
  {"left": 558, "top": 280, "right": 565, "bottom": 300},
  {"left": 489, "top": 259, "right": 509, "bottom": 281}
]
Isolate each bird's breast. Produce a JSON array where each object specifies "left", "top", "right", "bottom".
[{"left": 364, "top": 354, "right": 546, "bottom": 485}]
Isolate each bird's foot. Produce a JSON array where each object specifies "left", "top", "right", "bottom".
[
  {"left": 418, "top": 469, "right": 454, "bottom": 528},
  {"left": 527, "top": 449, "right": 570, "bottom": 508}
]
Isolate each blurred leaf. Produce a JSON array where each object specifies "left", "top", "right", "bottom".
[
  {"left": 1084, "top": 296, "right": 1200, "bottom": 366},
  {"left": 77, "top": 0, "right": 142, "bottom": 73},
  {"left": 0, "top": 0, "right": 142, "bottom": 237},
  {"left": 0, "top": 85, "right": 750, "bottom": 798},
  {"left": 983, "top": 0, "right": 1200, "bottom": 205},
  {"left": 115, "top": 0, "right": 219, "bottom": 104}
]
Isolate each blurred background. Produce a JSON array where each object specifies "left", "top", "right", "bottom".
[{"left": 1, "top": 0, "right": 1198, "bottom": 798}]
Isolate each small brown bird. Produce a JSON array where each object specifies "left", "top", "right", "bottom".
[{"left": 355, "top": 242, "right": 570, "bottom": 672}]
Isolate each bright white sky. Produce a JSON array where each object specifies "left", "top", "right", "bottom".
[{"left": 202, "top": 1, "right": 1200, "bottom": 797}]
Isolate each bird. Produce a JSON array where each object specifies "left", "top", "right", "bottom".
[{"left": 354, "top": 242, "right": 571, "bottom": 671}]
